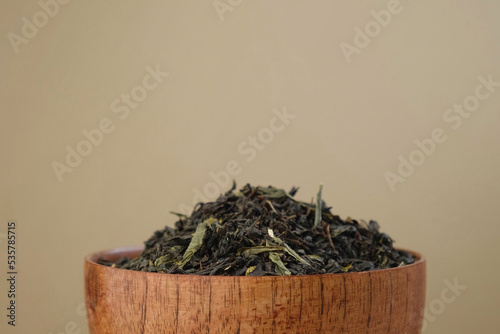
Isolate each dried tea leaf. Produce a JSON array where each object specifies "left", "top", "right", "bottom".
[
  {"left": 154, "top": 253, "right": 177, "bottom": 268},
  {"left": 245, "top": 266, "right": 257, "bottom": 276},
  {"left": 268, "top": 228, "right": 311, "bottom": 266},
  {"left": 109, "top": 183, "right": 416, "bottom": 276},
  {"left": 284, "top": 243, "right": 311, "bottom": 266},
  {"left": 314, "top": 184, "right": 323, "bottom": 227},
  {"left": 238, "top": 246, "right": 284, "bottom": 255},
  {"left": 178, "top": 218, "right": 217, "bottom": 269},
  {"left": 306, "top": 255, "right": 324, "bottom": 262},
  {"left": 340, "top": 263, "right": 352, "bottom": 273},
  {"left": 267, "top": 228, "right": 276, "bottom": 239},
  {"left": 269, "top": 252, "right": 291, "bottom": 276},
  {"left": 205, "top": 217, "right": 220, "bottom": 227},
  {"left": 256, "top": 186, "right": 290, "bottom": 199},
  {"left": 169, "top": 211, "right": 188, "bottom": 218},
  {"left": 266, "top": 200, "right": 278, "bottom": 213},
  {"left": 330, "top": 226, "right": 354, "bottom": 238}
]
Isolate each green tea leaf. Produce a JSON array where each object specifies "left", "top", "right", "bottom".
[
  {"left": 306, "top": 254, "right": 324, "bottom": 262},
  {"left": 267, "top": 228, "right": 276, "bottom": 239},
  {"left": 238, "top": 246, "right": 284, "bottom": 255},
  {"left": 205, "top": 217, "right": 219, "bottom": 226},
  {"left": 266, "top": 200, "right": 278, "bottom": 213},
  {"left": 178, "top": 218, "right": 217, "bottom": 269},
  {"left": 340, "top": 263, "right": 352, "bottom": 272},
  {"left": 283, "top": 243, "right": 311, "bottom": 266},
  {"left": 330, "top": 226, "right": 352, "bottom": 238},
  {"left": 154, "top": 253, "right": 177, "bottom": 268},
  {"left": 256, "top": 186, "right": 290, "bottom": 199},
  {"left": 267, "top": 228, "right": 311, "bottom": 266},
  {"left": 245, "top": 266, "right": 257, "bottom": 276},
  {"left": 269, "top": 252, "right": 291, "bottom": 276}
]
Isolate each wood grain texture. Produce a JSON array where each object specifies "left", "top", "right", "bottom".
[{"left": 85, "top": 246, "right": 426, "bottom": 334}]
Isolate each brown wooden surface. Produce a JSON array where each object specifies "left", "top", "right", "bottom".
[{"left": 85, "top": 246, "right": 426, "bottom": 334}]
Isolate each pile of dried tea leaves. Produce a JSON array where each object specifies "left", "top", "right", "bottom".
[{"left": 101, "top": 183, "right": 415, "bottom": 276}]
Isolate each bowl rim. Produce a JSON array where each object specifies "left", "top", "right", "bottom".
[{"left": 85, "top": 245, "right": 425, "bottom": 279}]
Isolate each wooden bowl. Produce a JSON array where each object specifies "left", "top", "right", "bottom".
[{"left": 84, "top": 246, "right": 426, "bottom": 333}]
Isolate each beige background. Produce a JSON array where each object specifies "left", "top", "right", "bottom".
[{"left": 1, "top": 0, "right": 499, "bottom": 333}]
